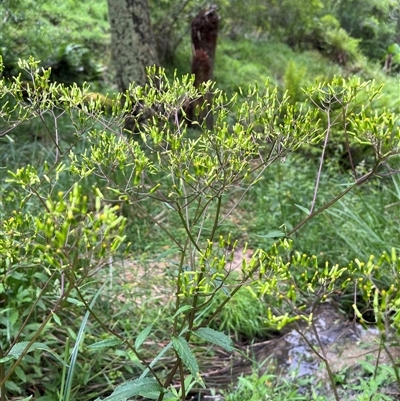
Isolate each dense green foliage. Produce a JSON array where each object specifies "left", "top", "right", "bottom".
[
  {"left": 1, "top": 0, "right": 109, "bottom": 84},
  {"left": 2, "top": 0, "right": 400, "bottom": 84}
]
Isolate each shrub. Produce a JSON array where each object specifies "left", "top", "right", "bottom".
[{"left": 0, "top": 57, "right": 399, "bottom": 401}]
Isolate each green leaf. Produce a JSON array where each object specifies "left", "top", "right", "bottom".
[
  {"left": 87, "top": 338, "right": 123, "bottom": 350},
  {"left": 0, "top": 342, "right": 67, "bottom": 366},
  {"left": 135, "top": 325, "right": 153, "bottom": 350},
  {"left": 387, "top": 43, "right": 400, "bottom": 55},
  {"left": 52, "top": 312, "right": 62, "bottom": 326},
  {"left": 64, "top": 283, "right": 105, "bottom": 401},
  {"left": 294, "top": 203, "right": 310, "bottom": 215},
  {"left": 94, "top": 377, "right": 162, "bottom": 401},
  {"left": 193, "top": 328, "right": 236, "bottom": 352},
  {"left": 172, "top": 305, "right": 193, "bottom": 319},
  {"left": 256, "top": 230, "right": 285, "bottom": 238},
  {"left": 153, "top": 246, "right": 180, "bottom": 261},
  {"left": 171, "top": 336, "right": 203, "bottom": 385},
  {"left": 5, "top": 380, "right": 21, "bottom": 393},
  {"left": 7, "top": 309, "right": 19, "bottom": 326},
  {"left": 67, "top": 297, "right": 85, "bottom": 306},
  {"left": 15, "top": 365, "right": 27, "bottom": 382}
]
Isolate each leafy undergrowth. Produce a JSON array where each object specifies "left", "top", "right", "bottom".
[
  {"left": 223, "top": 361, "right": 400, "bottom": 401},
  {"left": 58, "top": 253, "right": 400, "bottom": 401},
  {"left": 1, "top": 55, "right": 399, "bottom": 401}
]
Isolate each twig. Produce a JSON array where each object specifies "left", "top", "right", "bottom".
[
  {"left": 288, "top": 169, "right": 376, "bottom": 237},
  {"left": 310, "top": 106, "right": 332, "bottom": 214}
]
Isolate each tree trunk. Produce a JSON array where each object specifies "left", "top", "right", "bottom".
[{"left": 107, "top": 0, "right": 159, "bottom": 92}]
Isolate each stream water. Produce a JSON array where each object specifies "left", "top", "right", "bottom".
[
  {"left": 274, "top": 303, "right": 383, "bottom": 377},
  {"left": 201, "top": 303, "right": 400, "bottom": 400}
]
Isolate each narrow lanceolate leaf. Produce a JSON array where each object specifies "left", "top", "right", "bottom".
[
  {"left": 135, "top": 324, "right": 153, "bottom": 350},
  {"left": 172, "top": 305, "right": 193, "bottom": 319},
  {"left": 257, "top": 230, "right": 285, "bottom": 238},
  {"left": 94, "top": 377, "right": 162, "bottom": 401},
  {"left": 193, "top": 328, "right": 236, "bottom": 352},
  {"left": 171, "top": 336, "right": 200, "bottom": 379},
  {"left": 87, "top": 338, "right": 123, "bottom": 350},
  {"left": 0, "top": 342, "right": 67, "bottom": 366},
  {"left": 294, "top": 203, "right": 310, "bottom": 215}
]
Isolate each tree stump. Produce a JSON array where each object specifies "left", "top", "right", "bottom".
[{"left": 187, "top": 5, "right": 219, "bottom": 130}]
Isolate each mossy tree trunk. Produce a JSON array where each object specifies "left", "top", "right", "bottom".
[{"left": 107, "top": 0, "right": 158, "bottom": 92}]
